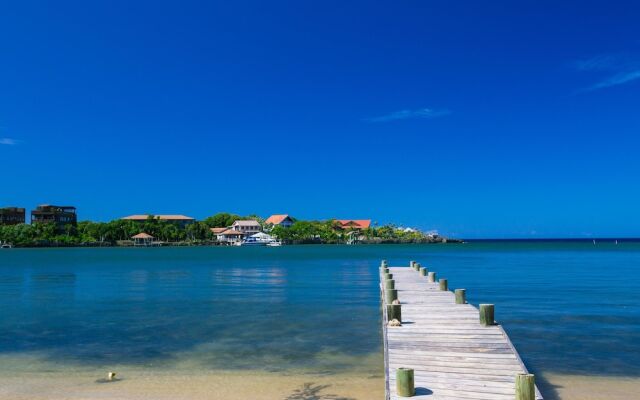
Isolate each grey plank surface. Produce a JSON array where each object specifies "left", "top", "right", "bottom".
[{"left": 382, "top": 266, "right": 543, "bottom": 400}]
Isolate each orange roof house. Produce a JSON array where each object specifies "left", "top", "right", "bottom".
[
  {"left": 265, "top": 214, "right": 294, "bottom": 228},
  {"left": 335, "top": 219, "right": 371, "bottom": 230}
]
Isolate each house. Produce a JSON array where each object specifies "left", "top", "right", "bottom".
[
  {"left": 265, "top": 214, "right": 294, "bottom": 228},
  {"left": 0, "top": 207, "right": 26, "bottom": 225},
  {"left": 121, "top": 214, "right": 195, "bottom": 228},
  {"left": 216, "top": 229, "right": 245, "bottom": 245},
  {"left": 31, "top": 205, "right": 77, "bottom": 232},
  {"left": 230, "top": 220, "right": 262, "bottom": 235},
  {"left": 334, "top": 219, "right": 371, "bottom": 230},
  {"left": 210, "top": 227, "right": 227, "bottom": 235}
]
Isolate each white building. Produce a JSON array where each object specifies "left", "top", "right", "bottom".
[{"left": 231, "top": 220, "right": 262, "bottom": 235}]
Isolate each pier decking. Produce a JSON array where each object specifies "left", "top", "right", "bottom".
[{"left": 381, "top": 263, "right": 543, "bottom": 400}]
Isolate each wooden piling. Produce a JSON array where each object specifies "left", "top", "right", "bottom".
[
  {"left": 409, "top": 261, "right": 415, "bottom": 269},
  {"left": 479, "top": 304, "right": 495, "bottom": 326},
  {"left": 419, "top": 267, "right": 427, "bottom": 276},
  {"left": 387, "top": 304, "right": 401, "bottom": 322},
  {"left": 516, "top": 374, "right": 535, "bottom": 400},
  {"left": 455, "top": 288, "right": 466, "bottom": 304},
  {"left": 396, "top": 368, "right": 415, "bottom": 397},
  {"left": 381, "top": 260, "right": 388, "bottom": 268},
  {"left": 385, "top": 288, "right": 398, "bottom": 304},
  {"left": 384, "top": 272, "right": 393, "bottom": 280},
  {"left": 439, "top": 279, "right": 448, "bottom": 291},
  {"left": 385, "top": 279, "right": 395, "bottom": 290},
  {"left": 427, "top": 271, "right": 436, "bottom": 283}
]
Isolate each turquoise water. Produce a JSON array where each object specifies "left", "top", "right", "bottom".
[{"left": 0, "top": 242, "right": 639, "bottom": 377}]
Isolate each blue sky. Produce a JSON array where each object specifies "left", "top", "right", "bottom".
[{"left": 1, "top": 1, "right": 639, "bottom": 238}]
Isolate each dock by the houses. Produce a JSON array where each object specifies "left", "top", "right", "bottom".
[{"left": 380, "top": 261, "right": 543, "bottom": 400}]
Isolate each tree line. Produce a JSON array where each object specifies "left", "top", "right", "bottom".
[{"left": 0, "top": 212, "right": 444, "bottom": 247}]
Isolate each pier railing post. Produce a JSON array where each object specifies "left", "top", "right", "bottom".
[
  {"left": 385, "top": 279, "right": 395, "bottom": 290},
  {"left": 419, "top": 267, "right": 427, "bottom": 276},
  {"left": 381, "top": 260, "right": 388, "bottom": 268},
  {"left": 428, "top": 271, "right": 436, "bottom": 283},
  {"left": 396, "top": 368, "right": 415, "bottom": 397},
  {"left": 409, "top": 260, "right": 415, "bottom": 269},
  {"left": 479, "top": 304, "right": 495, "bottom": 326},
  {"left": 387, "top": 304, "right": 402, "bottom": 322},
  {"left": 439, "top": 279, "right": 448, "bottom": 291},
  {"left": 384, "top": 272, "right": 393, "bottom": 280},
  {"left": 385, "top": 289, "right": 398, "bottom": 304},
  {"left": 515, "top": 373, "right": 535, "bottom": 400},
  {"left": 455, "top": 289, "right": 466, "bottom": 304}
]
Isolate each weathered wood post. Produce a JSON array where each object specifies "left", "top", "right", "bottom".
[
  {"left": 385, "top": 288, "right": 398, "bottom": 304},
  {"left": 384, "top": 272, "right": 393, "bottom": 280},
  {"left": 396, "top": 368, "right": 415, "bottom": 397},
  {"left": 455, "top": 289, "right": 466, "bottom": 304},
  {"left": 380, "top": 260, "right": 388, "bottom": 268},
  {"left": 385, "top": 279, "right": 395, "bottom": 290},
  {"left": 439, "top": 279, "right": 448, "bottom": 291},
  {"left": 419, "top": 267, "right": 427, "bottom": 276},
  {"left": 515, "top": 373, "right": 535, "bottom": 400},
  {"left": 479, "top": 304, "right": 495, "bottom": 326},
  {"left": 428, "top": 271, "right": 436, "bottom": 283},
  {"left": 387, "top": 304, "right": 402, "bottom": 322},
  {"left": 409, "top": 260, "right": 415, "bottom": 269},
  {"left": 414, "top": 262, "right": 421, "bottom": 271}
]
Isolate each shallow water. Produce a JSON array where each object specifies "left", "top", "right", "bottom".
[{"left": 1, "top": 243, "right": 639, "bottom": 399}]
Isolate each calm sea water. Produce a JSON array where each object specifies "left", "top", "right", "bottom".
[{"left": 0, "top": 242, "right": 639, "bottom": 377}]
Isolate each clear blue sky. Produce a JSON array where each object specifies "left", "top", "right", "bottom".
[{"left": 1, "top": 1, "right": 639, "bottom": 238}]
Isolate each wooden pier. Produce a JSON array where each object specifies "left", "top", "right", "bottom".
[{"left": 380, "top": 261, "right": 543, "bottom": 400}]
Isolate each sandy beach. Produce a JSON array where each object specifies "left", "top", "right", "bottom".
[{"left": 1, "top": 368, "right": 638, "bottom": 400}]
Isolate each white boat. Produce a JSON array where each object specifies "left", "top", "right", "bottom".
[
  {"left": 241, "top": 232, "right": 277, "bottom": 246},
  {"left": 266, "top": 240, "right": 282, "bottom": 247},
  {"left": 0, "top": 241, "right": 13, "bottom": 249}
]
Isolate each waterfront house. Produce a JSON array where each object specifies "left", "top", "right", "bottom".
[
  {"left": 31, "top": 205, "right": 77, "bottom": 232},
  {"left": 334, "top": 219, "right": 371, "bottom": 245},
  {"left": 334, "top": 219, "right": 371, "bottom": 230},
  {"left": 210, "top": 227, "right": 227, "bottom": 235},
  {"left": 265, "top": 214, "right": 294, "bottom": 228},
  {"left": 121, "top": 214, "right": 195, "bottom": 228},
  {"left": 230, "top": 220, "right": 262, "bottom": 235},
  {"left": 0, "top": 207, "right": 26, "bottom": 225},
  {"left": 216, "top": 229, "right": 245, "bottom": 245}
]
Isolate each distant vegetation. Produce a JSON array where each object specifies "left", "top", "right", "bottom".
[{"left": 0, "top": 213, "right": 450, "bottom": 247}]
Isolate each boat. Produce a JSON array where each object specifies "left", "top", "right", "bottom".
[
  {"left": 0, "top": 241, "right": 13, "bottom": 249},
  {"left": 241, "top": 232, "right": 277, "bottom": 246},
  {"left": 266, "top": 240, "right": 282, "bottom": 247}
]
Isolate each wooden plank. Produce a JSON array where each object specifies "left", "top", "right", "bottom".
[{"left": 381, "top": 265, "right": 543, "bottom": 400}]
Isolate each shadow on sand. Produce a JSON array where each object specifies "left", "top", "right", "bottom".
[{"left": 284, "top": 382, "right": 355, "bottom": 400}]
